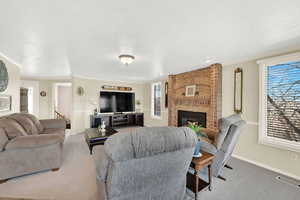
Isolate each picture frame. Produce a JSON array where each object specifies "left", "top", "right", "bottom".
[
  {"left": 0, "top": 95, "right": 12, "bottom": 112},
  {"left": 77, "top": 86, "right": 85, "bottom": 96},
  {"left": 165, "top": 82, "right": 168, "bottom": 108},
  {"left": 234, "top": 68, "right": 243, "bottom": 113},
  {"left": 40, "top": 91, "right": 47, "bottom": 97},
  {"left": 185, "top": 85, "right": 196, "bottom": 97}
]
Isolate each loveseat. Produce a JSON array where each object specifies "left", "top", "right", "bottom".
[{"left": 0, "top": 113, "right": 66, "bottom": 181}]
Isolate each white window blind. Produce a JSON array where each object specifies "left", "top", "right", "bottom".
[
  {"left": 151, "top": 82, "right": 162, "bottom": 118},
  {"left": 266, "top": 61, "right": 300, "bottom": 142},
  {"left": 258, "top": 53, "right": 300, "bottom": 152}
]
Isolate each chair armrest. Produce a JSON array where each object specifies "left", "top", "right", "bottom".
[
  {"left": 5, "top": 134, "right": 63, "bottom": 150},
  {"left": 201, "top": 141, "right": 218, "bottom": 155},
  {"left": 40, "top": 119, "right": 66, "bottom": 129},
  {"left": 93, "top": 146, "right": 109, "bottom": 182}
]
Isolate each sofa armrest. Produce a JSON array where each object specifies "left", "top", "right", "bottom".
[
  {"left": 93, "top": 146, "right": 109, "bottom": 182},
  {"left": 0, "top": 128, "right": 9, "bottom": 151},
  {"left": 5, "top": 134, "right": 63, "bottom": 150},
  {"left": 201, "top": 141, "right": 218, "bottom": 155},
  {"left": 40, "top": 119, "right": 66, "bottom": 129}
]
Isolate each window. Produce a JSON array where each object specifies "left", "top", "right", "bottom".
[
  {"left": 258, "top": 53, "right": 300, "bottom": 152},
  {"left": 151, "top": 82, "right": 162, "bottom": 118}
]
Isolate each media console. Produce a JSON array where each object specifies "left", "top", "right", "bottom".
[{"left": 90, "top": 113, "right": 144, "bottom": 128}]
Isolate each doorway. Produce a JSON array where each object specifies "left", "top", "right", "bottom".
[
  {"left": 54, "top": 82, "right": 72, "bottom": 129},
  {"left": 20, "top": 80, "right": 39, "bottom": 117}
]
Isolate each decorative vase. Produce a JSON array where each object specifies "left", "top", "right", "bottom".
[
  {"left": 193, "top": 141, "right": 202, "bottom": 157},
  {"left": 100, "top": 121, "right": 106, "bottom": 132}
]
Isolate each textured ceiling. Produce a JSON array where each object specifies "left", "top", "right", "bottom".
[{"left": 1, "top": 0, "right": 300, "bottom": 81}]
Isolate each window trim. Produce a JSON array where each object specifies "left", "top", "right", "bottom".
[
  {"left": 151, "top": 82, "right": 162, "bottom": 119},
  {"left": 258, "top": 52, "right": 300, "bottom": 152}
]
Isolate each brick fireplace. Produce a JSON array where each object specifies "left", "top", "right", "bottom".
[{"left": 168, "top": 64, "right": 222, "bottom": 134}]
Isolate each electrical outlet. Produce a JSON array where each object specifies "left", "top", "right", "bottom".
[{"left": 289, "top": 152, "right": 299, "bottom": 161}]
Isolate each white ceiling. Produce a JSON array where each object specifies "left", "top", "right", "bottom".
[{"left": 1, "top": 0, "right": 300, "bottom": 82}]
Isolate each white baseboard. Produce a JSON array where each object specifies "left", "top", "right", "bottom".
[{"left": 232, "top": 154, "right": 300, "bottom": 181}]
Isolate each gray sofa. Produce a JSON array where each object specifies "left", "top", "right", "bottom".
[
  {"left": 93, "top": 127, "right": 197, "bottom": 200},
  {"left": 201, "top": 114, "right": 246, "bottom": 180},
  {"left": 0, "top": 113, "right": 66, "bottom": 181}
]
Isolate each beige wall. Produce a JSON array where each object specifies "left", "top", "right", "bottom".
[
  {"left": 143, "top": 79, "right": 168, "bottom": 127},
  {"left": 72, "top": 77, "right": 145, "bottom": 133},
  {"left": 21, "top": 79, "right": 72, "bottom": 119},
  {"left": 0, "top": 55, "right": 20, "bottom": 116},
  {"left": 223, "top": 60, "right": 300, "bottom": 178}
]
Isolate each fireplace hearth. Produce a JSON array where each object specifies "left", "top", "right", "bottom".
[{"left": 177, "top": 110, "right": 207, "bottom": 128}]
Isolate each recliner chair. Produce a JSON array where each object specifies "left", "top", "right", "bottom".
[
  {"left": 201, "top": 114, "right": 246, "bottom": 180},
  {"left": 93, "top": 127, "right": 197, "bottom": 200}
]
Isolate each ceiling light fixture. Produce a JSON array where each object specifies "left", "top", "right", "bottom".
[{"left": 119, "top": 54, "right": 135, "bottom": 65}]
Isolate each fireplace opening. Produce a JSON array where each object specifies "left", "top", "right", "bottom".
[{"left": 177, "top": 110, "right": 207, "bottom": 128}]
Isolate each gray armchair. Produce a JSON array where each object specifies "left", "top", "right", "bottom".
[
  {"left": 201, "top": 114, "right": 246, "bottom": 180},
  {"left": 93, "top": 127, "right": 197, "bottom": 200}
]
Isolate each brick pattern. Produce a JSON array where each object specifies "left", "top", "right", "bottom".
[{"left": 168, "top": 64, "right": 222, "bottom": 137}]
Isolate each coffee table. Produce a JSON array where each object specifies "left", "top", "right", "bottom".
[{"left": 85, "top": 127, "right": 118, "bottom": 154}]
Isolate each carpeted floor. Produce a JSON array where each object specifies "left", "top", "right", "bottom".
[{"left": 0, "top": 130, "right": 299, "bottom": 200}]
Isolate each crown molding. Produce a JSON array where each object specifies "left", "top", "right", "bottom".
[
  {"left": 71, "top": 74, "right": 147, "bottom": 84},
  {"left": 257, "top": 52, "right": 300, "bottom": 65},
  {"left": 21, "top": 75, "right": 72, "bottom": 81},
  {"left": 0, "top": 52, "right": 22, "bottom": 69}
]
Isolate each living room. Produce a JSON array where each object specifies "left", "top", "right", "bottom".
[{"left": 0, "top": 1, "right": 300, "bottom": 200}]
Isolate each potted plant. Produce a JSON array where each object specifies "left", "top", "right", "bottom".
[{"left": 187, "top": 122, "right": 208, "bottom": 157}]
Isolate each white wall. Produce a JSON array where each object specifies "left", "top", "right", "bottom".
[
  {"left": 223, "top": 60, "right": 300, "bottom": 178},
  {"left": 72, "top": 77, "right": 145, "bottom": 133},
  {"left": 0, "top": 54, "right": 20, "bottom": 116}
]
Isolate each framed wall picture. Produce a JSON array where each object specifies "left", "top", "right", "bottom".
[
  {"left": 185, "top": 85, "right": 196, "bottom": 97},
  {"left": 234, "top": 68, "right": 243, "bottom": 113},
  {"left": 165, "top": 82, "right": 168, "bottom": 108},
  {"left": 0, "top": 60, "right": 9, "bottom": 92},
  {"left": 40, "top": 91, "right": 47, "bottom": 97},
  {"left": 0, "top": 95, "right": 12, "bottom": 112},
  {"left": 77, "top": 86, "right": 85, "bottom": 96}
]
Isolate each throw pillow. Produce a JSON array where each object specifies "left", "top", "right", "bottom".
[
  {"left": 14, "top": 113, "right": 44, "bottom": 133},
  {"left": 0, "top": 118, "right": 28, "bottom": 139},
  {"left": 9, "top": 114, "right": 39, "bottom": 135}
]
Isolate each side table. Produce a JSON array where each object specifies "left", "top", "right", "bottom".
[{"left": 186, "top": 151, "right": 215, "bottom": 199}]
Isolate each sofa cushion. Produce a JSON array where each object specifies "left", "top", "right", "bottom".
[
  {"left": 215, "top": 114, "right": 242, "bottom": 149},
  {"left": 5, "top": 134, "right": 64, "bottom": 150},
  {"left": 0, "top": 118, "right": 27, "bottom": 139},
  {"left": 0, "top": 128, "right": 8, "bottom": 151},
  {"left": 14, "top": 113, "right": 44, "bottom": 133},
  {"left": 9, "top": 114, "right": 39, "bottom": 135}
]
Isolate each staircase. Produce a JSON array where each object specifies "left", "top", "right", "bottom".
[{"left": 55, "top": 110, "right": 71, "bottom": 129}]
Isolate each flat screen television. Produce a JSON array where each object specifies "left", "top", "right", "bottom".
[{"left": 100, "top": 91, "right": 135, "bottom": 113}]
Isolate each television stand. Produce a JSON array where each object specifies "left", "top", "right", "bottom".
[
  {"left": 113, "top": 112, "right": 123, "bottom": 115},
  {"left": 90, "top": 113, "right": 144, "bottom": 128}
]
